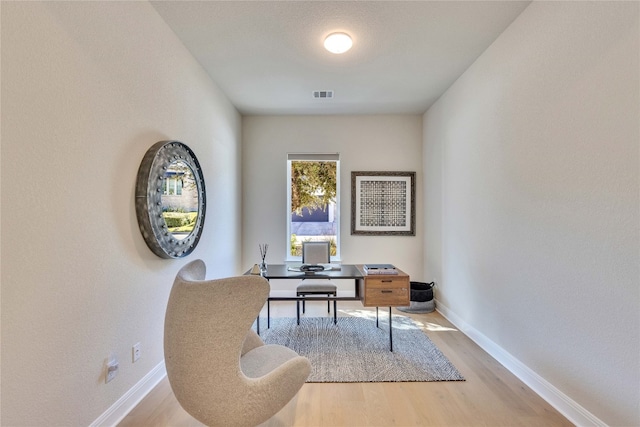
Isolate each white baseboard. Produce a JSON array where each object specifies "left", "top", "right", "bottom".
[
  {"left": 90, "top": 361, "right": 167, "bottom": 427},
  {"left": 435, "top": 299, "right": 607, "bottom": 427}
]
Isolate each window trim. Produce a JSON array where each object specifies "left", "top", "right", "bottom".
[{"left": 286, "top": 153, "right": 340, "bottom": 262}]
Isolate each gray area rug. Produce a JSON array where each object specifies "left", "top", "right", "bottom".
[{"left": 259, "top": 315, "right": 465, "bottom": 383}]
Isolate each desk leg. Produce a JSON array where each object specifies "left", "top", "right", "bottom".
[
  {"left": 374, "top": 307, "right": 393, "bottom": 351},
  {"left": 389, "top": 307, "right": 393, "bottom": 352},
  {"left": 267, "top": 300, "right": 270, "bottom": 329},
  {"left": 256, "top": 316, "right": 260, "bottom": 335}
]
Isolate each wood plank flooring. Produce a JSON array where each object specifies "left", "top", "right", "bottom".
[{"left": 118, "top": 301, "right": 572, "bottom": 427}]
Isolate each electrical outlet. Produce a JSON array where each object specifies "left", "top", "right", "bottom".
[
  {"left": 132, "top": 342, "right": 141, "bottom": 363},
  {"left": 106, "top": 357, "right": 119, "bottom": 383}
]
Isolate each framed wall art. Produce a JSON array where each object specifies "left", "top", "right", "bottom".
[{"left": 351, "top": 171, "right": 416, "bottom": 236}]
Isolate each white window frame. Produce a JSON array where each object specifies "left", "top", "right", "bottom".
[
  {"left": 286, "top": 153, "right": 340, "bottom": 262},
  {"left": 163, "top": 177, "right": 183, "bottom": 196}
]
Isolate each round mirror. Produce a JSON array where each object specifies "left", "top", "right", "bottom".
[
  {"left": 135, "top": 141, "right": 206, "bottom": 259},
  {"left": 161, "top": 161, "right": 198, "bottom": 241}
]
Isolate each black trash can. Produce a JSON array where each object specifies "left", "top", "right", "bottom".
[{"left": 397, "top": 281, "right": 435, "bottom": 313}]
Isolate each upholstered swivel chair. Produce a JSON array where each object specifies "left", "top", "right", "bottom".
[
  {"left": 164, "top": 259, "right": 311, "bottom": 427},
  {"left": 296, "top": 241, "right": 338, "bottom": 325}
]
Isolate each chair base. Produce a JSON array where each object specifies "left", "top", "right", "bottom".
[
  {"left": 296, "top": 282, "right": 338, "bottom": 325},
  {"left": 296, "top": 291, "right": 337, "bottom": 325},
  {"left": 265, "top": 284, "right": 338, "bottom": 329}
]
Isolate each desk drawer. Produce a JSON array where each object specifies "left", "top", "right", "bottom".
[
  {"left": 364, "top": 287, "right": 409, "bottom": 306},
  {"left": 365, "top": 277, "right": 408, "bottom": 290},
  {"left": 362, "top": 276, "right": 409, "bottom": 307}
]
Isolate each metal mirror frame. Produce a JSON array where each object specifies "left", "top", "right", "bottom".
[{"left": 135, "top": 140, "right": 206, "bottom": 259}]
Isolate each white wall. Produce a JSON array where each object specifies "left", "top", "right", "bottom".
[
  {"left": 423, "top": 2, "right": 639, "bottom": 426},
  {"left": 242, "top": 115, "right": 424, "bottom": 293},
  {"left": 1, "top": 2, "right": 242, "bottom": 425}
]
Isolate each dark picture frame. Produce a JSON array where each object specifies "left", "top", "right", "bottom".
[{"left": 351, "top": 171, "right": 416, "bottom": 236}]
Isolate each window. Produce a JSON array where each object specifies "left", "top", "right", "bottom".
[
  {"left": 287, "top": 153, "right": 340, "bottom": 261},
  {"left": 163, "top": 177, "right": 183, "bottom": 196}
]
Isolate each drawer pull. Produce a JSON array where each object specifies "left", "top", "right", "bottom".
[
  {"left": 381, "top": 280, "right": 393, "bottom": 283},
  {"left": 381, "top": 290, "right": 393, "bottom": 293}
]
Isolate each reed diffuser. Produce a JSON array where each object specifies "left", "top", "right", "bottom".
[{"left": 259, "top": 243, "right": 268, "bottom": 273}]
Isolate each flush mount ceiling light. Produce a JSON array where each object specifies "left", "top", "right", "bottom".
[{"left": 324, "top": 32, "right": 353, "bottom": 54}]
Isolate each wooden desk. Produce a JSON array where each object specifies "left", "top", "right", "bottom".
[
  {"left": 357, "top": 267, "right": 410, "bottom": 351},
  {"left": 358, "top": 267, "right": 410, "bottom": 307},
  {"left": 245, "top": 264, "right": 410, "bottom": 351}
]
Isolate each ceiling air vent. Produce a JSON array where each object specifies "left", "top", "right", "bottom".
[{"left": 312, "top": 90, "right": 334, "bottom": 99}]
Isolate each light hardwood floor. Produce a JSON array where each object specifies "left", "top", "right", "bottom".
[{"left": 118, "top": 301, "right": 572, "bottom": 427}]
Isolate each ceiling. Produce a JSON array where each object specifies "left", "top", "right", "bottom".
[{"left": 150, "top": 1, "right": 531, "bottom": 115}]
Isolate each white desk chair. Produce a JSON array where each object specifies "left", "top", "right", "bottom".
[{"left": 297, "top": 241, "right": 337, "bottom": 325}]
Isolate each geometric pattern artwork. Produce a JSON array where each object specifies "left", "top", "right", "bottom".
[
  {"left": 351, "top": 171, "right": 416, "bottom": 236},
  {"left": 359, "top": 180, "right": 407, "bottom": 227}
]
